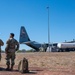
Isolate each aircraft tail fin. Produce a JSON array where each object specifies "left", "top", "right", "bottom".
[{"left": 19, "top": 26, "right": 30, "bottom": 43}]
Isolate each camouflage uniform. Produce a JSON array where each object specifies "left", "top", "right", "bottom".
[
  {"left": 0, "top": 39, "right": 4, "bottom": 61},
  {"left": 5, "top": 38, "right": 19, "bottom": 68}
]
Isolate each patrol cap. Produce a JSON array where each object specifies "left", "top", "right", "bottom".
[{"left": 10, "top": 33, "right": 15, "bottom": 37}]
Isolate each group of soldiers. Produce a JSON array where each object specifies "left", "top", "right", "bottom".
[{"left": 0, "top": 33, "right": 19, "bottom": 71}]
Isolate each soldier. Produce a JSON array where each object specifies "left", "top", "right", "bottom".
[
  {"left": 0, "top": 39, "right": 4, "bottom": 61},
  {"left": 5, "top": 33, "right": 19, "bottom": 71}
]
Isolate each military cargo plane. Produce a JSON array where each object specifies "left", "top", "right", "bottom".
[{"left": 19, "top": 26, "right": 75, "bottom": 52}]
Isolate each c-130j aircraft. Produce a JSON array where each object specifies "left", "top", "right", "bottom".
[
  {"left": 19, "top": 26, "right": 50, "bottom": 52},
  {"left": 19, "top": 26, "right": 75, "bottom": 52}
]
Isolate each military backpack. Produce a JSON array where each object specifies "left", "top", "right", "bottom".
[{"left": 18, "top": 58, "right": 29, "bottom": 73}]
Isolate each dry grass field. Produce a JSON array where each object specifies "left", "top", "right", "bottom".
[{"left": 0, "top": 52, "right": 75, "bottom": 75}]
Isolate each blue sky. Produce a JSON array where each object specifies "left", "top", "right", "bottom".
[{"left": 0, "top": 0, "right": 75, "bottom": 50}]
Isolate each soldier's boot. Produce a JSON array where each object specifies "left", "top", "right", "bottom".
[
  {"left": 11, "top": 65, "right": 14, "bottom": 71},
  {"left": 6, "top": 65, "right": 10, "bottom": 71}
]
